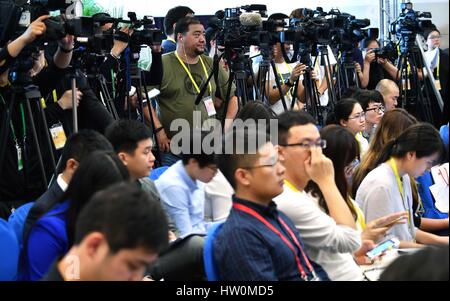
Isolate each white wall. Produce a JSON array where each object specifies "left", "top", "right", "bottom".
[{"left": 93, "top": 0, "right": 449, "bottom": 48}]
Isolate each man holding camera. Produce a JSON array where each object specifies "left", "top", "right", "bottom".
[
  {"left": 144, "top": 17, "right": 238, "bottom": 167},
  {"left": 0, "top": 15, "right": 75, "bottom": 218}
]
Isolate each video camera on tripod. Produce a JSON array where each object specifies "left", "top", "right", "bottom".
[{"left": 390, "top": 1, "right": 433, "bottom": 54}]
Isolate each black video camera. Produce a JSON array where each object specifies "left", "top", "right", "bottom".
[
  {"left": 209, "top": 5, "right": 272, "bottom": 50},
  {"left": 127, "top": 12, "right": 163, "bottom": 49},
  {"left": 390, "top": 1, "right": 433, "bottom": 53}
]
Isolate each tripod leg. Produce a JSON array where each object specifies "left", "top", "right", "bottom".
[
  {"left": 37, "top": 98, "right": 57, "bottom": 180},
  {"left": 269, "top": 60, "right": 288, "bottom": 112},
  {"left": 0, "top": 94, "right": 16, "bottom": 173},
  {"left": 24, "top": 98, "right": 48, "bottom": 188},
  {"left": 141, "top": 78, "right": 162, "bottom": 167},
  {"left": 71, "top": 77, "right": 78, "bottom": 133}
]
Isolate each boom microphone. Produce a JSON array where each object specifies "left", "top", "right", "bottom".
[{"left": 239, "top": 12, "right": 263, "bottom": 27}]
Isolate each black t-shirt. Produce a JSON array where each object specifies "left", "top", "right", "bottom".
[{"left": 367, "top": 62, "right": 393, "bottom": 90}]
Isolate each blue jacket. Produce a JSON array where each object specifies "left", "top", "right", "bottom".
[{"left": 18, "top": 201, "right": 69, "bottom": 281}]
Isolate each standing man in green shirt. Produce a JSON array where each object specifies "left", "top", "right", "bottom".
[{"left": 144, "top": 17, "right": 238, "bottom": 166}]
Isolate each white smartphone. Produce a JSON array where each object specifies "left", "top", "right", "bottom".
[{"left": 366, "top": 238, "right": 400, "bottom": 259}]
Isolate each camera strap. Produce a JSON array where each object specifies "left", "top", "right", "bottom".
[
  {"left": 0, "top": 93, "right": 26, "bottom": 171},
  {"left": 175, "top": 52, "right": 212, "bottom": 95}
]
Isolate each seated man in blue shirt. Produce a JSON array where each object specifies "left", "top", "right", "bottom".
[
  {"left": 214, "top": 127, "right": 329, "bottom": 281},
  {"left": 156, "top": 131, "right": 218, "bottom": 237}
]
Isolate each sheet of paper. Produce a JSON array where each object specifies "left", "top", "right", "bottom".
[
  {"left": 429, "top": 183, "right": 449, "bottom": 213},
  {"left": 431, "top": 163, "right": 449, "bottom": 186}
]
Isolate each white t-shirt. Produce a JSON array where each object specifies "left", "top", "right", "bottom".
[
  {"left": 204, "top": 170, "right": 233, "bottom": 222},
  {"left": 311, "top": 45, "right": 337, "bottom": 106},
  {"left": 274, "top": 183, "right": 364, "bottom": 281},
  {"left": 356, "top": 163, "right": 417, "bottom": 242},
  {"left": 266, "top": 62, "right": 300, "bottom": 115}
]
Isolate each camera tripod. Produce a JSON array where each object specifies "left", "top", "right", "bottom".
[
  {"left": 297, "top": 44, "right": 336, "bottom": 126},
  {"left": 0, "top": 78, "right": 57, "bottom": 192},
  {"left": 396, "top": 39, "right": 434, "bottom": 124},
  {"left": 123, "top": 47, "right": 162, "bottom": 167},
  {"left": 335, "top": 50, "right": 361, "bottom": 99}
]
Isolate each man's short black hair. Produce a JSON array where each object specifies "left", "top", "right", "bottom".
[
  {"left": 277, "top": 111, "right": 316, "bottom": 145},
  {"left": 217, "top": 127, "right": 271, "bottom": 189},
  {"left": 59, "top": 130, "right": 113, "bottom": 173},
  {"left": 75, "top": 182, "right": 169, "bottom": 254},
  {"left": 164, "top": 6, "right": 195, "bottom": 36},
  {"left": 353, "top": 89, "right": 385, "bottom": 111},
  {"left": 105, "top": 120, "right": 153, "bottom": 155},
  {"left": 180, "top": 130, "right": 217, "bottom": 168},
  {"left": 174, "top": 17, "right": 202, "bottom": 41}
]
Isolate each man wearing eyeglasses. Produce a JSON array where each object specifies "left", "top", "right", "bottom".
[
  {"left": 353, "top": 90, "right": 385, "bottom": 141},
  {"left": 214, "top": 126, "right": 328, "bottom": 281},
  {"left": 274, "top": 111, "right": 363, "bottom": 280},
  {"left": 424, "top": 28, "right": 449, "bottom": 125}
]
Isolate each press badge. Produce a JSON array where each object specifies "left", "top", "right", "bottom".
[
  {"left": 50, "top": 123, "right": 67, "bottom": 150},
  {"left": 203, "top": 96, "right": 216, "bottom": 117},
  {"left": 434, "top": 79, "right": 441, "bottom": 91}
]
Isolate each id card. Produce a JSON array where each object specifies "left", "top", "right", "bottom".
[
  {"left": 203, "top": 96, "right": 216, "bottom": 117},
  {"left": 50, "top": 123, "right": 67, "bottom": 150},
  {"left": 434, "top": 79, "right": 441, "bottom": 91}
]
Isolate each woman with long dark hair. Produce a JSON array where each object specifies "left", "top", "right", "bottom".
[
  {"left": 19, "top": 151, "right": 129, "bottom": 280},
  {"left": 356, "top": 123, "right": 448, "bottom": 248},
  {"left": 305, "top": 125, "right": 407, "bottom": 267}
]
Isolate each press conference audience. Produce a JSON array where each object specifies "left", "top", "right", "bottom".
[
  {"left": 214, "top": 127, "right": 329, "bottom": 281},
  {"left": 2, "top": 3, "right": 450, "bottom": 283},
  {"left": 274, "top": 112, "right": 362, "bottom": 280}
]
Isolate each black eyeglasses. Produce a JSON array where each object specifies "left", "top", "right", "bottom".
[
  {"left": 279, "top": 139, "right": 327, "bottom": 149},
  {"left": 365, "top": 105, "right": 385, "bottom": 114}
]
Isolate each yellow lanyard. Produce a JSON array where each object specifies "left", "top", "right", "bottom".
[
  {"left": 275, "top": 63, "right": 293, "bottom": 84},
  {"left": 276, "top": 63, "right": 293, "bottom": 96},
  {"left": 175, "top": 51, "right": 212, "bottom": 95},
  {"left": 284, "top": 179, "right": 299, "bottom": 192},
  {"left": 167, "top": 37, "right": 176, "bottom": 44},
  {"left": 389, "top": 158, "right": 414, "bottom": 234},
  {"left": 389, "top": 158, "right": 404, "bottom": 199},
  {"left": 436, "top": 52, "right": 440, "bottom": 78}
]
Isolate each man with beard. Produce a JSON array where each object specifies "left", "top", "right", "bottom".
[{"left": 144, "top": 17, "right": 238, "bottom": 166}]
